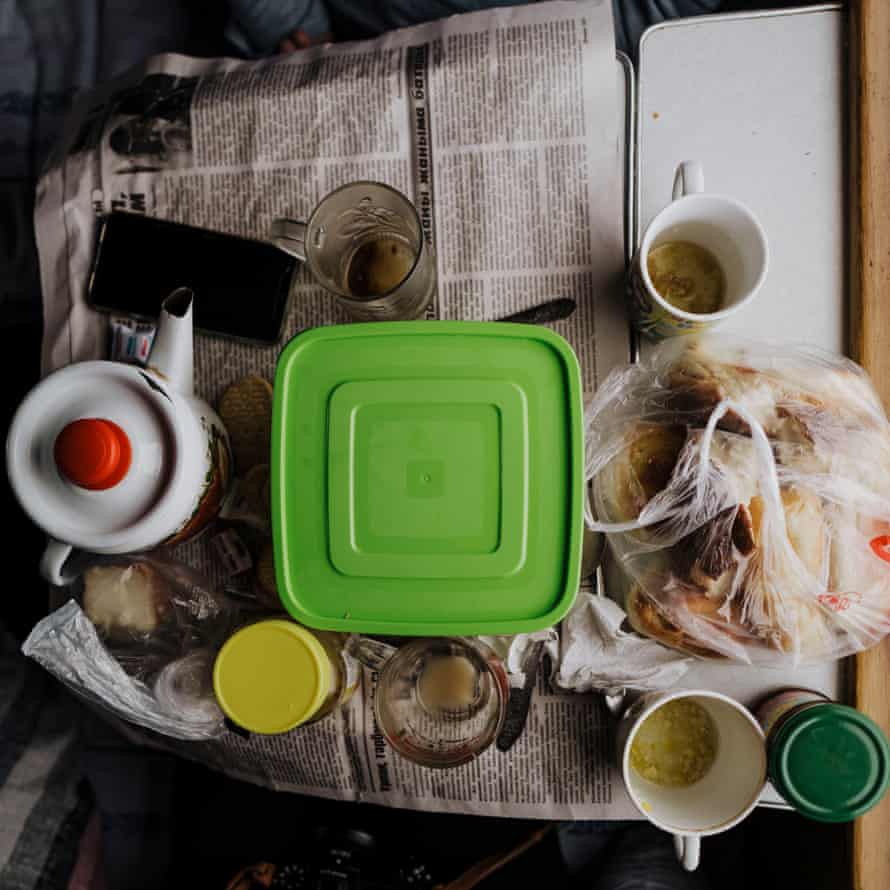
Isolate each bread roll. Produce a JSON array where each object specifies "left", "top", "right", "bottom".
[{"left": 598, "top": 424, "right": 687, "bottom": 523}]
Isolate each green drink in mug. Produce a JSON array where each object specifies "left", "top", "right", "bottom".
[{"left": 628, "top": 161, "right": 769, "bottom": 339}]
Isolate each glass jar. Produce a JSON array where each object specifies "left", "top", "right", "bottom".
[
  {"left": 753, "top": 687, "right": 830, "bottom": 739},
  {"left": 311, "top": 628, "right": 361, "bottom": 721},
  {"left": 213, "top": 618, "right": 359, "bottom": 735},
  {"left": 754, "top": 688, "right": 890, "bottom": 822}
]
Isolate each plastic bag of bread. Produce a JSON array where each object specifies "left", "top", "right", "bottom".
[{"left": 585, "top": 335, "right": 890, "bottom": 664}]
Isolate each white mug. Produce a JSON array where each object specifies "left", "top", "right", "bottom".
[
  {"left": 628, "top": 161, "right": 769, "bottom": 339},
  {"left": 616, "top": 689, "right": 766, "bottom": 871}
]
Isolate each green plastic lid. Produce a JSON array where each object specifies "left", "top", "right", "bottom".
[
  {"left": 770, "top": 703, "right": 890, "bottom": 822},
  {"left": 272, "top": 321, "right": 584, "bottom": 636}
]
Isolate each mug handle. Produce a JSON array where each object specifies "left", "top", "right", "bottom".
[
  {"left": 603, "top": 687, "right": 627, "bottom": 716},
  {"left": 40, "top": 538, "right": 77, "bottom": 587},
  {"left": 672, "top": 161, "right": 704, "bottom": 200},
  {"left": 673, "top": 834, "right": 701, "bottom": 872},
  {"left": 269, "top": 218, "right": 309, "bottom": 262},
  {"left": 344, "top": 634, "right": 397, "bottom": 671}
]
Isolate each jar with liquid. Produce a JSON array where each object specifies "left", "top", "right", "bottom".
[
  {"left": 347, "top": 636, "right": 509, "bottom": 768},
  {"left": 213, "top": 618, "right": 359, "bottom": 735}
]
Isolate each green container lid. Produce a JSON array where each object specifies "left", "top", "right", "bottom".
[
  {"left": 272, "top": 321, "right": 584, "bottom": 636},
  {"left": 770, "top": 703, "right": 890, "bottom": 823}
]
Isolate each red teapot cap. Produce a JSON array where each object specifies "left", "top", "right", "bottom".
[{"left": 54, "top": 418, "right": 132, "bottom": 490}]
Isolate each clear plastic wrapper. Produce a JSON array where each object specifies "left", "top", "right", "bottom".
[
  {"left": 74, "top": 551, "right": 234, "bottom": 654},
  {"left": 585, "top": 336, "right": 890, "bottom": 665},
  {"left": 23, "top": 600, "right": 224, "bottom": 739},
  {"left": 23, "top": 552, "right": 237, "bottom": 738}
]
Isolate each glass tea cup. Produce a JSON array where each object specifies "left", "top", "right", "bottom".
[
  {"left": 346, "top": 636, "right": 509, "bottom": 768},
  {"left": 270, "top": 181, "right": 436, "bottom": 321}
]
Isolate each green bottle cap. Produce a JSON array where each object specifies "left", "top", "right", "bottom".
[{"left": 770, "top": 703, "right": 890, "bottom": 823}]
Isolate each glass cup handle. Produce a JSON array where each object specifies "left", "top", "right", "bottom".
[
  {"left": 270, "top": 218, "right": 309, "bottom": 262},
  {"left": 672, "top": 161, "right": 705, "bottom": 200},
  {"left": 344, "top": 634, "right": 397, "bottom": 671},
  {"left": 673, "top": 834, "right": 700, "bottom": 871},
  {"left": 602, "top": 687, "right": 627, "bottom": 716}
]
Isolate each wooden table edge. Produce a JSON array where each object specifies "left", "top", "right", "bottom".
[{"left": 850, "top": 2, "right": 890, "bottom": 889}]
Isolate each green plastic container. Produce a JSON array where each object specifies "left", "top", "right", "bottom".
[
  {"left": 272, "top": 321, "right": 584, "bottom": 636},
  {"left": 769, "top": 702, "right": 890, "bottom": 822}
]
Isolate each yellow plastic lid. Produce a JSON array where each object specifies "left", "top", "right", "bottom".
[{"left": 213, "top": 619, "right": 332, "bottom": 734}]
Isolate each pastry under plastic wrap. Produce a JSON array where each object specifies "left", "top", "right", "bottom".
[
  {"left": 585, "top": 335, "right": 890, "bottom": 665},
  {"left": 83, "top": 563, "right": 172, "bottom": 641}
]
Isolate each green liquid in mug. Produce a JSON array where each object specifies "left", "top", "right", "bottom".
[
  {"left": 630, "top": 699, "right": 719, "bottom": 787},
  {"left": 647, "top": 241, "right": 725, "bottom": 314}
]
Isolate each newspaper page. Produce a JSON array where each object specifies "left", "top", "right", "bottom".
[
  {"left": 33, "top": 1, "right": 636, "bottom": 819},
  {"left": 37, "top": 0, "right": 628, "bottom": 392},
  {"left": 142, "top": 641, "right": 632, "bottom": 821}
]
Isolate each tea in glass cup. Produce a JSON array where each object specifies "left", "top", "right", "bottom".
[
  {"left": 346, "top": 636, "right": 509, "bottom": 768},
  {"left": 270, "top": 181, "right": 436, "bottom": 321}
]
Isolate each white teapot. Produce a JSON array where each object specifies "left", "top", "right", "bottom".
[{"left": 6, "top": 289, "right": 233, "bottom": 584}]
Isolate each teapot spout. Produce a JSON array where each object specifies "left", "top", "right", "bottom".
[{"left": 148, "top": 288, "right": 194, "bottom": 397}]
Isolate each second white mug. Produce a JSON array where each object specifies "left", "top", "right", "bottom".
[{"left": 616, "top": 689, "right": 767, "bottom": 871}]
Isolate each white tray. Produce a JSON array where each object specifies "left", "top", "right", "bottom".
[{"left": 632, "top": 3, "right": 846, "bottom": 807}]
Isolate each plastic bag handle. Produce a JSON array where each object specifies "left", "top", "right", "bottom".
[
  {"left": 585, "top": 398, "right": 786, "bottom": 536},
  {"left": 696, "top": 399, "right": 787, "bottom": 537}
]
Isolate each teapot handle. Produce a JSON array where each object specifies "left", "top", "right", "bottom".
[{"left": 40, "top": 538, "right": 77, "bottom": 586}]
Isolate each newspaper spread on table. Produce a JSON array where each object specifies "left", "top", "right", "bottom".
[{"left": 33, "top": 0, "right": 638, "bottom": 819}]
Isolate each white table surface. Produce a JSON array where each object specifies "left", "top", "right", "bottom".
[
  {"left": 633, "top": 4, "right": 846, "bottom": 804},
  {"left": 636, "top": 4, "right": 844, "bottom": 353}
]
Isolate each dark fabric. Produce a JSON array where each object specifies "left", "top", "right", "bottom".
[
  {"left": 0, "top": 629, "right": 84, "bottom": 890},
  {"left": 82, "top": 740, "right": 176, "bottom": 890},
  {"left": 227, "top": 0, "right": 725, "bottom": 58},
  {"left": 590, "top": 824, "right": 709, "bottom": 890},
  {"left": 31, "top": 782, "right": 94, "bottom": 890}
]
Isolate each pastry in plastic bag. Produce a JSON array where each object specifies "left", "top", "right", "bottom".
[
  {"left": 23, "top": 552, "right": 238, "bottom": 739},
  {"left": 586, "top": 336, "right": 890, "bottom": 664},
  {"left": 65, "top": 551, "right": 237, "bottom": 691},
  {"left": 83, "top": 562, "right": 172, "bottom": 641}
]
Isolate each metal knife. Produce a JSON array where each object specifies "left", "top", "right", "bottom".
[
  {"left": 496, "top": 298, "right": 577, "bottom": 325},
  {"left": 495, "top": 640, "right": 546, "bottom": 752}
]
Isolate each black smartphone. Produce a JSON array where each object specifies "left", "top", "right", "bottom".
[{"left": 88, "top": 212, "right": 298, "bottom": 346}]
